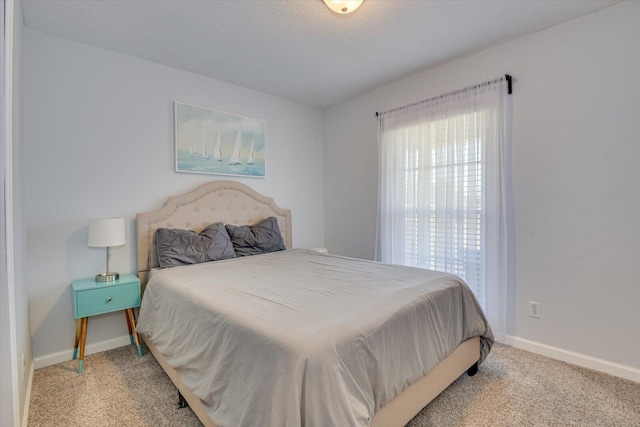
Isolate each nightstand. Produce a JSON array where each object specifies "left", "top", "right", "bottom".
[{"left": 71, "top": 273, "right": 142, "bottom": 373}]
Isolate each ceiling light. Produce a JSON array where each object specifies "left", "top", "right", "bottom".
[{"left": 323, "top": 0, "right": 364, "bottom": 15}]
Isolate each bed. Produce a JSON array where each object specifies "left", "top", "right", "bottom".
[{"left": 135, "top": 180, "right": 493, "bottom": 427}]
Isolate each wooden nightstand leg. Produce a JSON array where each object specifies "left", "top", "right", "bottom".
[
  {"left": 126, "top": 309, "right": 143, "bottom": 357},
  {"left": 78, "top": 317, "right": 88, "bottom": 373},
  {"left": 73, "top": 318, "right": 82, "bottom": 360},
  {"left": 125, "top": 310, "right": 134, "bottom": 344}
]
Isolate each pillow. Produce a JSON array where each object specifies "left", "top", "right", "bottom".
[
  {"left": 156, "top": 222, "right": 236, "bottom": 268},
  {"left": 225, "top": 217, "right": 286, "bottom": 257}
]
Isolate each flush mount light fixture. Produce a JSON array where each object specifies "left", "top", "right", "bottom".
[{"left": 322, "top": 0, "right": 364, "bottom": 15}]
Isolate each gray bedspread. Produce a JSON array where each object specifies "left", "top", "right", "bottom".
[{"left": 136, "top": 249, "right": 493, "bottom": 427}]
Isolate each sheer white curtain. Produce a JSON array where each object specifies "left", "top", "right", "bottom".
[{"left": 376, "top": 79, "right": 511, "bottom": 340}]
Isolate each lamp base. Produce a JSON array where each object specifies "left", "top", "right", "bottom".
[{"left": 95, "top": 272, "right": 119, "bottom": 283}]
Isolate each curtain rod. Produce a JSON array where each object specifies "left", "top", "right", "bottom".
[{"left": 375, "top": 74, "right": 513, "bottom": 118}]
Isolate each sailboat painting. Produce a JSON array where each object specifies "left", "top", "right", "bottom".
[{"left": 175, "top": 102, "right": 266, "bottom": 178}]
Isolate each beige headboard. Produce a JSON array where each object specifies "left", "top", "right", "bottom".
[{"left": 136, "top": 180, "right": 292, "bottom": 286}]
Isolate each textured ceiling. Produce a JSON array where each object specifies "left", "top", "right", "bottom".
[{"left": 22, "top": 0, "right": 620, "bottom": 108}]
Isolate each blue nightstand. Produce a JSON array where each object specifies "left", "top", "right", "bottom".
[{"left": 71, "top": 274, "right": 142, "bottom": 373}]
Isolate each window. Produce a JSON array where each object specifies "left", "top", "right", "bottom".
[
  {"left": 386, "top": 112, "right": 485, "bottom": 304},
  {"left": 376, "top": 79, "right": 511, "bottom": 337}
]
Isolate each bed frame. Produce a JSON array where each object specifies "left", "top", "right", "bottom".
[{"left": 136, "top": 180, "right": 480, "bottom": 427}]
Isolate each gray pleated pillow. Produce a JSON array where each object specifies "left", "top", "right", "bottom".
[
  {"left": 156, "top": 222, "right": 236, "bottom": 268},
  {"left": 225, "top": 217, "right": 286, "bottom": 257}
]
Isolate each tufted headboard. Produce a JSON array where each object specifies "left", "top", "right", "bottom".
[{"left": 136, "top": 180, "right": 292, "bottom": 286}]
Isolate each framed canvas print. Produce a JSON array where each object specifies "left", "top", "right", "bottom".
[{"left": 175, "top": 102, "right": 266, "bottom": 178}]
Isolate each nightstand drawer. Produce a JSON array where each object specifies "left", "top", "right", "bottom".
[{"left": 75, "top": 285, "right": 140, "bottom": 318}]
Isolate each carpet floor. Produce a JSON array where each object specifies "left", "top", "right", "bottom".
[{"left": 28, "top": 343, "right": 640, "bottom": 426}]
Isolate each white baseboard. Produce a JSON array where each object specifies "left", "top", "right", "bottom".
[
  {"left": 33, "top": 335, "right": 131, "bottom": 369},
  {"left": 505, "top": 335, "right": 640, "bottom": 383},
  {"left": 22, "top": 360, "right": 34, "bottom": 427},
  {"left": 30, "top": 333, "right": 640, "bottom": 382}
]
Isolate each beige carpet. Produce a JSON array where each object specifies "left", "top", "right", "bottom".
[{"left": 28, "top": 344, "right": 640, "bottom": 427}]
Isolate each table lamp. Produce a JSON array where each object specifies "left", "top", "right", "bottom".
[{"left": 88, "top": 217, "right": 125, "bottom": 282}]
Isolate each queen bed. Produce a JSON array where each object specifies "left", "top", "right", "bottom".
[{"left": 135, "top": 180, "right": 493, "bottom": 427}]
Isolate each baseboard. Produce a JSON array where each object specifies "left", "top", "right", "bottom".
[
  {"left": 31, "top": 333, "right": 639, "bottom": 382},
  {"left": 22, "top": 361, "right": 34, "bottom": 427},
  {"left": 505, "top": 335, "right": 640, "bottom": 383},
  {"left": 33, "top": 335, "right": 131, "bottom": 369}
]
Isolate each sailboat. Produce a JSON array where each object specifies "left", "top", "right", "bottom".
[
  {"left": 189, "top": 140, "right": 196, "bottom": 154},
  {"left": 214, "top": 131, "right": 223, "bottom": 161},
  {"left": 247, "top": 138, "right": 255, "bottom": 165},
  {"left": 202, "top": 131, "right": 209, "bottom": 159},
  {"left": 229, "top": 130, "right": 242, "bottom": 165}
]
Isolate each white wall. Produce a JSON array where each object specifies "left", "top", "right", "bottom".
[
  {"left": 12, "top": 0, "right": 31, "bottom": 420},
  {"left": 1, "top": 0, "right": 31, "bottom": 425},
  {"left": 324, "top": 1, "right": 640, "bottom": 372},
  {"left": 25, "top": 29, "right": 324, "bottom": 364},
  {"left": 1, "top": 2, "right": 14, "bottom": 424}
]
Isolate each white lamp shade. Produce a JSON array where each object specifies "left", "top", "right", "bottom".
[{"left": 88, "top": 218, "right": 126, "bottom": 247}]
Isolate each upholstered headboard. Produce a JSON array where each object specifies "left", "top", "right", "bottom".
[{"left": 136, "top": 180, "right": 292, "bottom": 286}]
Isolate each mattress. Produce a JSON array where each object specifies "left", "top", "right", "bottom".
[{"left": 136, "top": 249, "right": 493, "bottom": 427}]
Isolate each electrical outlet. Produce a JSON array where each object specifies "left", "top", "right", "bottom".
[{"left": 528, "top": 301, "right": 541, "bottom": 319}]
